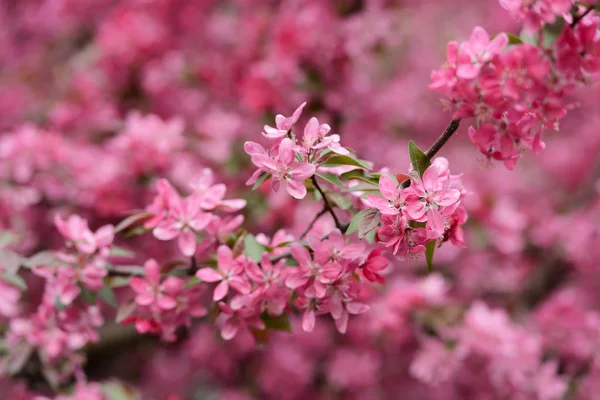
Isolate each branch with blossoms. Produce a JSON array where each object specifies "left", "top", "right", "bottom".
[{"left": 1, "top": 1, "right": 600, "bottom": 397}]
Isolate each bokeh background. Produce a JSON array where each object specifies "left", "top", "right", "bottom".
[{"left": 2, "top": 0, "right": 600, "bottom": 399}]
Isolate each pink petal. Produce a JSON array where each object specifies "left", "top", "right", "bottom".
[
  {"left": 286, "top": 178, "right": 307, "bottom": 199},
  {"left": 422, "top": 166, "right": 439, "bottom": 193},
  {"left": 230, "top": 276, "right": 251, "bottom": 294},
  {"left": 130, "top": 277, "right": 149, "bottom": 294},
  {"left": 347, "top": 302, "right": 370, "bottom": 315},
  {"left": 213, "top": 280, "right": 229, "bottom": 301},
  {"left": 379, "top": 175, "right": 399, "bottom": 201},
  {"left": 196, "top": 268, "right": 223, "bottom": 282},
  {"left": 144, "top": 259, "right": 161, "bottom": 284},
  {"left": 278, "top": 138, "right": 295, "bottom": 165},
  {"left": 435, "top": 189, "right": 461, "bottom": 207},
  {"left": 251, "top": 153, "right": 277, "bottom": 172},
  {"left": 303, "top": 117, "right": 319, "bottom": 144},
  {"left": 289, "top": 162, "right": 316, "bottom": 180},
  {"left": 367, "top": 195, "right": 397, "bottom": 215},
  {"left": 221, "top": 318, "right": 239, "bottom": 340},
  {"left": 153, "top": 222, "right": 180, "bottom": 241},
  {"left": 189, "top": 212, "right": 212, "bottom": 231},
  {"left": 302, "top": 309, "right": 316, "bottom": 332},
  {"left": 157, "top": 294, "right": 176, "bottom": 310},
  {"left": 290, "top": 243, "right": 311, "bottom": 265},
  {"left": 244, "top": 141, "right": 265, "bottom": 156},
  {"left": 178, "top": 229, "right": 197, "bottom": 257},
  {"left": 136, "top": 293, "right": 154, "bottom": 306},
  {"left": 285, "top": 272, "right": 309, "bottom": 289},
  {"left": 94, "top": 225, "right": 115, "bottom": 247}
]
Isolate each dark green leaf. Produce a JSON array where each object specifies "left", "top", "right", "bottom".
[
  {"left": 252, "top": 172, "right": 271, "bottom": 191},
  {"left": 425, "top": 240, "right": 436, "bottom": 273},
  {"left": 80, "top": 286, "right": 97, "bottom": 304},
  {"left": 110, "top": 246, "right": 135, "bottom": 258},
  {"left": 55, "top": 296, "right": 67, "bottom": 312},
  {"left": 183, "top": 276, "right": 201, "bottom": 288},
  {"left": 1, "top": 272, "right": 26, "bottom": 290},
  {"left": 504, "top": 33, "right": 523, "bottom": 45},
  {"left": 244, "top": 234, "right": 266, "bottom": 262},
  {"left": 346, "top": 208, "right": 376, "bottom": 235},
  {"left": 322, "top": 155, "right": 372, "bottom": 170},
  {"left": 408, "top": 140, "right": 431, "bottom": 178},
  {"left": 340, "top": 170, "right": 379, "bottom": 185},
  {"left": 261, "top": 313, "right": 292, "bottom": 332},
  {"left": 315, "top": 172, "right": 344, "bottom": 189},
  {"left": 98, "top": 282, "right": 117, "bottom": 307}
]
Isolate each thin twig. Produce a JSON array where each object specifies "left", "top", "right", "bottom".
[
  {"left": 299, "top": 208, "right": 328, "bottom": 240},
  {"left": 571, "top": 4, "right": 596, "bottom": 28},
  {"left": 311, "top": 175, "right": 345, "bottom": 231},
  {"left": 401, "top": 119, "right": 462, "bottom": 188},
  {"left": 425, "top": 119, "right": 461, "bottom": 159}
]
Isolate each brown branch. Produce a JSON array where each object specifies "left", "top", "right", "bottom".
[
  {"left": 299, "top": 207, "right": 328, "bottom": 240},
  {"left": 311, "top": 175, "right": 345, "bottom": 231},
  {"left": 571, "top": 4, "right": 596, "bottom": 28},
  {"left": 401, "top": 119, "right": 462, "bottom": 188}
]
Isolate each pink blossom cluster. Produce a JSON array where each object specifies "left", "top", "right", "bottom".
[
  {"left": 369, "top": 158, "right": 468, "bottom": 259},
  {"left": 500, "top": 0, "right": 576, "bottom": 33},
  {"left": 430, "top": 14, "right": 600, "bottom": 169},
  {"left": 0, "top": 0, "right": 600, "bottom": 399}
]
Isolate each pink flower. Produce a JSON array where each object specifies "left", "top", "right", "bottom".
[
  {"left": 262, "top": 102, "right": 306, "bottom": 139},
  {"left": 152, "top": 193, "right": 212, "bottom": 257},
  {"left": 404, "top": 165, "right": 461, "bottom": 221},
  {"left": 376, "top": 214, "right": 428, "bottom": 260},
  {"left": 250, "top": 138, "right": 316, "bottom": 199},
  {"left": 216, "top": 301, "right": 265, "bottom": 340},
  {"left": 298, "top": 117, "right": 349, "bottom": 155},
  {"left": 195, "top": 245, "right": 251, "bottom": 301},
  {"left": 130, "top": 259, "right": 183, "bottom": 310},
  {"left": 188, "top": 168, "right": 246, "bottom": 212},
  {"left": 361, "top": 249, "right": 389, "bottom": 283},
  {"left": 285, "top": 241, "right": 342, "bottom": 298},
  {"left": 367, "top": 174, "right": 406, "bottom": 216},
  {"left": 457, "top": 27, "right": 508, "bottom": 79},
  {"left": 54, "top": 214, "right": 114, "bottom": 255}
]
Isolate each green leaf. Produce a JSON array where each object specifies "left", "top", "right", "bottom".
[
  {"left": 80, "top": 286, "right": 97, "bottom": 304},
  {"left": 285, "top": 258, "right": 299, "bottom": 267},
  {"left": 346, "top": 208, "right": 376, "bottom": 235},
  {"left": 183, "top": 276, "right": 201, "bottom": 288},
  {"left": 504, "top": 33, "right": 523, "bottom": 45},
  {"left": 98, "top": 282, "right": 117, "bottom": 307},
  {"left": 252, "top": 172, "right": 271, "bottom": 191},
  {"left": 106, "top": 265, "right": 145, "bottom": 275},
  {"left": 1, "top": 272, "right": 26, "bottom": 290},
  {"left": 340, "top": 169, "right": 379, "bottom": 185},
  {"left": 109, "top": 246, "right": 135, "bottom": 258},
  {"left": 343, "top": 182, "right": 380, "bottom": 192},
  {"left": 0, "top": 231, "right": 19, "bottom": 249},
  {"left": 322, "top": 155, "right": 372, "bottom": 170},
  {"left": 244, "top": 234, "right": 266, "bottom": 262},
  {"left": 329, "top": 193, "right": 353, "bottom": 210},
  {"left": 425, "top": 240, "right": 436, "bottom": 273},
  {"left": 358, "top": 208, "right": 381, "bottom": 239},
  {"left": 55, "top": 296, "right": 67, "bottom": 312},
  {"left": 261, "top": 313, "right": 292, "bottom": 332},
  {"left": 0, "top": 250, "right": 24, "bottom": 274},
  {"left": 23, "top": 250, "right": 56, "bottom": 269},
  {"left": 542, "top": 17, "right": 565, "bottom": 48},
  {"left": 408, "top": 140, "right": 431, "bottom": 178},
  {"left": 315, "top": 172, "right": 344, "bottom": 189},
  {"left": 364, "top": 229, "right": 377, "bottom": 244}
]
